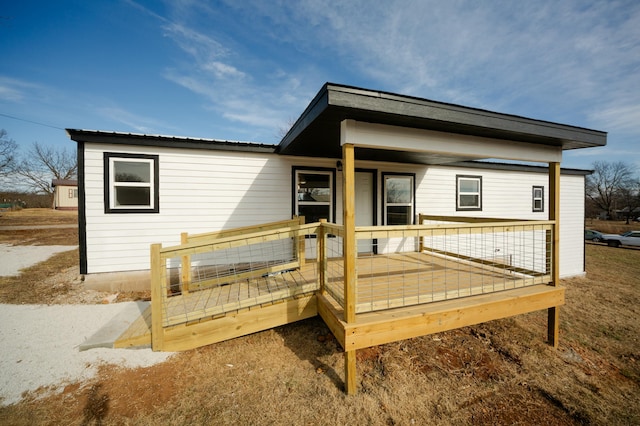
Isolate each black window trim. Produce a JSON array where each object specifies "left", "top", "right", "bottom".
[
  {"left": 456, "top": 174, "right": 483, "bottom": 212},
  {"left": 291, "top": 166, "right": 337, "bottom": 224},
  {"left": 532, "top": 185, "right": 545, "bottom": 212},
  {"left": 382, "top": 171, "right": 416, "bottom": 225},
  {"left": 103, "top": 152, "right": 159, "bottom": 214}
]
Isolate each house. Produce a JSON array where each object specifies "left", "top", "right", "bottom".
[
  {"left": 51, "top": 179, "right": 78, "bottom": 210},
  {"left": 67, "top": 83, "right": 606, "bottom": 393}
]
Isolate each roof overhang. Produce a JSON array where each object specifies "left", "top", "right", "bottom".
[{"left": 277, "top": 83, "right": 607, "bottom": 164}]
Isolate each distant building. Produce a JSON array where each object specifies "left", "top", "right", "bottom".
[{"left": 51, "top": 179, "right": 78, "bottom": 210}]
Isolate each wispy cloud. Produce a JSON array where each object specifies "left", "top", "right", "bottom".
[
  {"left": 97, "top": 106, "right": 174, "bottom": 134},
  {"left": 0, "top": 76, "right": 41, "bottom": 102}
]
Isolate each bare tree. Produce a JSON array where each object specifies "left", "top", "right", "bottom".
[
  {"left": 15, "top": 142, "right": 77, "bottom": 195},
  {"left": 617, "top": 178, "right": 640, "bottom": 224},
  {"left": 586, "top": 161, "right": 635, "bottom": 220},
  {"left": 0, "top": 129, "right": 17, "bottom": 177}
]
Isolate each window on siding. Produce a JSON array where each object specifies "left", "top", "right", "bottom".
[
  {"left": 456, "top": 175, "right": 482, "bottom": 211},
  {"left": 383, "top": 173, "right": 415, "bottom": 225},
  {"left": 532, "top": 186, "right": 544, "bottom": 212},
  {"left": 294, "top": 169, "right": 333, "bottom": 223},
  {"left": 104, "top": 153, "right": 159, "bottom": 213}
]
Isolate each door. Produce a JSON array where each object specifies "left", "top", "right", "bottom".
[{"left": 355, "top": 171, "right": 375, "bottom": 253}]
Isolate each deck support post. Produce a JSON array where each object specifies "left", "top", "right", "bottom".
[
  {"left": 547, "top": 161, "right": 561, "bottom": 348},
  {"left": 342, "top": 138, "right": 357, "bottom": 394},
  {"left": 150, "top": 243, "right": 165, "bottom": 351}
]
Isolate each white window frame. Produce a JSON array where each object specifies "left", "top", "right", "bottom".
[
  {"left": 104, "top": 153, "right": 159, "bottom": 214},
  {"left": 383, "top": 173, "right": 415, "bottom": 225},
  {"left": 532, "top": 186, "right": 544, "bottom": 212},
  {"left": 456, "top": 175, "right": 482, "bottom": 211},
  {"left": 294, "top": 169, "right": 334, "bottom": 223}
]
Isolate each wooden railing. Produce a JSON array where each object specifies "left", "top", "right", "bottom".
[
  {"left": 150, "top": 217, "right": 320, "bottom": 349},
  {"left": 179, "top": 216, "right": 307, "bottom": 293},
  {"left": 149, "top": 214, "right": 557, "bottom": 350}
]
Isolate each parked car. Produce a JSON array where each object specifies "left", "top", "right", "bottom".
[
  {"left": 600, "top": 231, "right": 640, "bottom": 247},
  {"left": 585, "top": 230, "right": 604, "bottom": 242}
]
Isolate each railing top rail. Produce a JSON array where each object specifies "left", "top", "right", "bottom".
[
  {"left": 355, "top": 220, "right": 555, "bottom": 233},
  {"left": 160, "top": 221, "right": 321, "bottom": 256},
  {"left": 418, "top": 214, "right": 546, "bottom": 224},
  {"left": 185, "top": 217, "right": 304, "bottom": 243}
]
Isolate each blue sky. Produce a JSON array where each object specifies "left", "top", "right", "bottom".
[{"left": 1, "top": 0, "right": 639, "bottom": 170}]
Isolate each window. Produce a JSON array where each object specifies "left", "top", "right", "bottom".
[
  {"left": 104, "top": 153, "right": 159, "bottom": 213},
  {"left": 293, "top": 168, "right": 334, "bottom": 223},
  {"left": 383, "top": 173, "right": 415, "bottom": 225},
  {"left": 456, "top": 175, "right": 482, "bottom": 211},
  {"left": 532, "top": 186, "right": 544, "bottom": 212},
  {"left": 68, "top": 189, "right": 78, "bottom": 199}
]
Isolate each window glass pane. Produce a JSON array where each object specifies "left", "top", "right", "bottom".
[
  {"left": 459, "top": 194, "right": 479, "bottom": 208},
  {"left": 298, "top": 204, "right": 330, "bottom": 224},
  {"left": 115, "top": 187, "right": 151, "bottom": 206},
  {"left": 459, "top": 179, "right": 479, "bottom": 193},
  {"left": 534, "top": 199, "right": 543, "bottom": 210},
  {"left": 114, "top": 161, "right": 150, "bottom": 183},
  {"left": 387, "top": 206, "right": 412, "bottom": 225},
  {"left": 533, "top": 188, "right": 543, "bottom": 198},
  {"left": 298, "top": 173, "right": 330, "bottom": 202},
  {"left": 386, "top": 177, "right": 412, "bottom": 203}
]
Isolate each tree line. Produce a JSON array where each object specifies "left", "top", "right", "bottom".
[
  {"left": 0, "top": 129, "right": 77, "bottom": 207},
  {"left": 586, "top": 161, "right": 640, "bottom": 223}
]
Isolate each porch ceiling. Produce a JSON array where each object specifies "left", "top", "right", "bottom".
[{"left": 277, "top": 83, "right": 607, "bottom": 165}]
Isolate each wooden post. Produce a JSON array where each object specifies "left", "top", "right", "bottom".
[
  {"left": 318, "top": 219, "right": 327, "bottom": 294},
  {"left": 342, "top": 142, "right": 357, "bottom": 394},
  {"left": 296, "top": 215, "right": 306, "bottom": 267},
  {"left": 180, "top": 232, "right": 190, "bottom": 294},
  {"left": 418, "top": 213, "right": 425, "bottom": 252},
  {"left": 548, "top": 162, "right": 560, "bottom": 347},
  {"left": 150, "top": 243, "right": 165, "bottom": 351}
]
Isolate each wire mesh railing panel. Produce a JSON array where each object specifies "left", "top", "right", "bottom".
[
  {"left": 354, "top": 221, "right": 552, "bottom": 313},
  {"left": 157, "top": 224, "right": 319, "bottom": 327},
  {"left": 323, "top": 234, "right": 345, "bottom": 308}
]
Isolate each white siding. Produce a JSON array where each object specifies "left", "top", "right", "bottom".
[
  {"left": 83, "top": 145, "right": 586, "bottom": 279},
  {"left": 83, "top": 144, "right": 336, "bottom": 273}
]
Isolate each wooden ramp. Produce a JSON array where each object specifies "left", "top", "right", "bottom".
[
  {"left": 114, "top": 304, "right": 152, "bottom": 348},
  {"left": 114, "top": 264, "right": 319, "bottom": 350}
]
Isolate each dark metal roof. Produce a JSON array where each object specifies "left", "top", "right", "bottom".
[
  {"left": 277, "top": 83, "right": 607, "bottom": 164},
  {"left": 66, "top": 129, "right": 277, "bottom": 154},
  {"left": 51, "top": 179, "right": 78, "bottom": 187}
]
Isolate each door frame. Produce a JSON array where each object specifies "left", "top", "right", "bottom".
[{"left": 355, "top": 168, "right": 377, "bottom": 254}]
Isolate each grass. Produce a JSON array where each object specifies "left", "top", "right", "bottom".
[
  {"left": 585, "top": 219, "right": 638, "bottom": 235},
  {"left": 0, "top": 208, "right": 78, "bottom": 226},
  {"left": 0, "top": 210, "right": 639, "bottom": 424}
]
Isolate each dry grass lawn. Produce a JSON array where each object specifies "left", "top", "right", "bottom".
[{"left": 0, "top": 211, "right": 638, "bottom": 424}]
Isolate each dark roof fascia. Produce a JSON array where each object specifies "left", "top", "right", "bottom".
[
  {"left": 66, "top": 129, "right": 277, "bottom": 154},
  {"left": 278, "top": 83, "right": 607, "bottom": 155},
  {"left": 449, "top": 161, "right": 593, "bottom": 176},
  {"left": 328, "top": 83, "right": 606, "bottom": 147},
  {"left": 276, "top": 83, "right": 331, "bottom": 154}
]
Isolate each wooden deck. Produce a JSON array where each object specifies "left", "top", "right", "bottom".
[
  {"left": 115, "top": 251, "right": 549, "bottom": 349},
  {"left": 326, "top": 251, "right": 549, "bottom": 313}
]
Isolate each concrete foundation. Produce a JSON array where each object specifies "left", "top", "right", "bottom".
[{"left": 83, "top": 270, "right": 151, "bottom": 292}]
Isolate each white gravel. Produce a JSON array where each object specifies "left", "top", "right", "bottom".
[
  {"left": 0, "top": 243, "right": 78, "bottom": 276},
  {"left": 0, "top": 303, "right": 174, "bottom": 406},
  {"left": 0, "top": 244, "right": 174, "bottom": 407}
]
